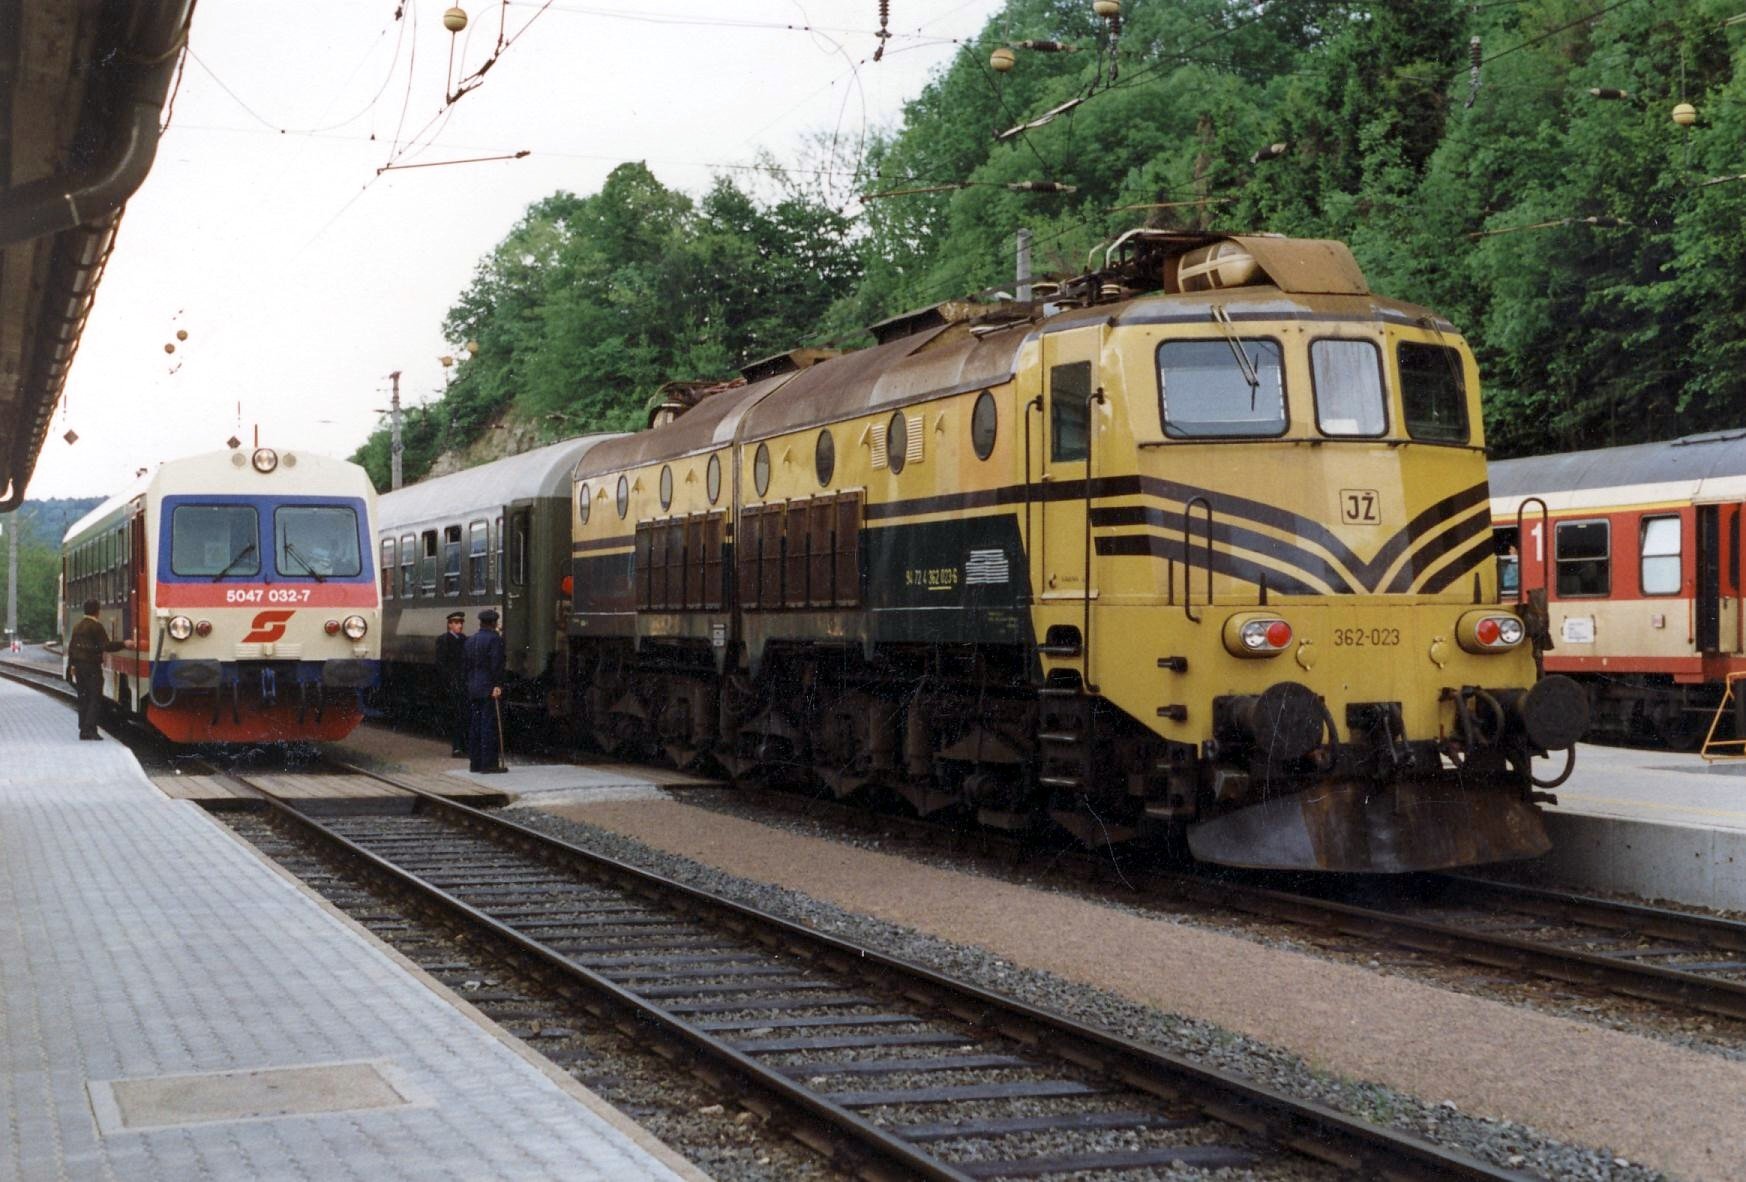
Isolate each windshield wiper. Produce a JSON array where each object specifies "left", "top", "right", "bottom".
[
  {"left": 211, "top": 542, "right": 256, "bottom": 582},
  {"left": 1210, "top": 305, "right": 1262, "bottom": 410},
  {"left": 281, "top": 540, "right": 327, "bottom": 583}
]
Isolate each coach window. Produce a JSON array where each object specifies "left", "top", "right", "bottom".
[
  {"left": 1398, "top": 341, "right": 1469, "bottom": 444},
  {"left": 441, "top": 525, "right": 462, "bottom": 595},
  {"left": 1555, "top": 519, "right": 1610, "bottom": 597},
  {"left": 171, "top": 505, "right": 259, "bottom": 577},
  {"left": 1640, "top": 516, "right": 1682, "bottom": 596},
  {"left": 494, "top": 515, "right": 504, "bottom": 592},
  {"left": 399, "top": 533, "right": 416, "bottom": 596},
  {"left": 512, "top": 517, "right": 528, "bottom": 587},
  {"left": 468, "top": 521, "right": 488, "bottom": 593},
  {"left": 420, "top": 530, "right": 438, "bottom": 594},
  {"left": 380, "top": 539, "right": 395, "bottom": 598},
  {"left": 276, "top": 506, "right": 362, "bottom": 580},
  {"left": 1158, "top": 340, "right": 1287, "bottom": 438},
  {"left": 1311, "top": 339, "right": 1386, "bottom": 436}
]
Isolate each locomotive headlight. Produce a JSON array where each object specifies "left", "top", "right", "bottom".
[
  {"left": 1224, "top": 613, "right": 1293, "bottom": 658},
  {"left": 1457, "top": 610, "right": 1525, "bottom": 653},
  {"left": 341, "top": 615, "right": 368, "bottom": 640},
  {"left": 194, "top": 619, "right": 212, "bottom": 637},
  {"left": 167, "top": 615, "right": 194, "bottom": 641}
]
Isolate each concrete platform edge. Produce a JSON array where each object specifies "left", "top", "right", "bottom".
[
  {"left": 1513, "top": 811, "right": 1746, "bottom": 911},
  {"left": 203, "top": 808, "right": 714, "bottom": 1182}
]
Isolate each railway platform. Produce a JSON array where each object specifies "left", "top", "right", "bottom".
[
  {"left": 1516, "top": 743, "right": 1746, "bottom": 911},
  {"left": 0, "top": 677, "right": 703, "bottom": 1182}
]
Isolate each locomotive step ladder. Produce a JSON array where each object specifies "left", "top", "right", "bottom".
[{"left": 1036, "top": 686, "right": 1095, "bottom": 792}]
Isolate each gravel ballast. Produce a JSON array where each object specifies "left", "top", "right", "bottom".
[{"left": 506, "top": 797, "right": 1739, "bottom": 1182}]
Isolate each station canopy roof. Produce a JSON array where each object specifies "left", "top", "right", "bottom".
[{"left": 0, "top": 0, "right": 191, "bottom": 509}]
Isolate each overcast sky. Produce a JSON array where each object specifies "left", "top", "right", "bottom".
[{"left": 29, "top": 0, "right": 1005, "bottom": 500}]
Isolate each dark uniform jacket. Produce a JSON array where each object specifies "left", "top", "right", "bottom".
[
  {"left": 434, "top": 630, "right": 466, "bottom": 691},
  {"left": 68, "top": 616, "right": 122, "bottom": 670},
  {"left": 462, "top": 629, "right": 505, "bottom": 701}
]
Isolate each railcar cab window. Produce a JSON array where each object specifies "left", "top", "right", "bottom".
[
  {"left": 275, "top": 506, "right": 361, "bottom": 580},
  {"left": 1310, "top": 339, "right": 1386, "bottom": 436},
  {"left": 171, "top": 505, "right": 259, "bottom": 577},
  {"left": 1640, "top": 515, "right": 1682, "bottom": 595},
  {"left": 1157, "top": 339, "right": 1286, "bottom": 438},
  {"left": 1397, "top": 341, "right": 1469, "bottom": 443},
  {"left": 1555, "top": 519, "right": 1610, "bottom": 597}
]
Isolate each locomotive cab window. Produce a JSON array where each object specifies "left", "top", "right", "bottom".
[
  {"left": 1398, "top": 341, "right": 1469, "bottom": 443},
  {"left": 1158, "top": 339, "right": 1286, "bottom": 438},
  {"left": 1311, "top": 339, "right": 1386, "bottom": 436},
  {"left": 1640, "top": 515, "right": 1681, "bottom": 596},
  {"left": 171, "top": 505, "right": 259, "bottom": 578},
  {"left": 1555, "top": 519, "right": 1610, "bottom": 597},
  {"left": 275, "top": 506, "right": 361, "bottom": 580}
]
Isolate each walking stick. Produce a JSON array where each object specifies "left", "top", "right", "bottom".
[{"left": 494, "top": 694, "right": 507, "bottom": 771}]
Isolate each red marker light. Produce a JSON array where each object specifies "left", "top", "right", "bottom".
[
  {"left": 324, "top": 619, "right": 341, "bottom": 635},
  {"left": 1265, "top": 620, "right": 1292, "bottom": 648},
  {"left": 1476, "top": 617, "right": 1500, "bottom": 646}
]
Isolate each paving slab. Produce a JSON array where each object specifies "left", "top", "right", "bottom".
[{"left": 0, "top": 678, "right": 703, "bottom": 1182}]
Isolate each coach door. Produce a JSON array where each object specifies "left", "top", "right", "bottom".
[
  {"left": 503, "top": 504, "right": 532, "bottom": 673},
  {"left": 1039, "top": 330, "right": 1101, "bottom": 604},
  {"left": 1698, "top": 505, "right": 1722, "bottom": 654}
]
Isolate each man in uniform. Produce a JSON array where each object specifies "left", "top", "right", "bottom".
[
  {"left": 463, "top": 608, "right": 507, "bottom": 774},
  {"left": 67, "top": 599, "right": 123, "bottom": 740},
  {"left": 434, "top": 610, "right": 468, "bottom": 756}
]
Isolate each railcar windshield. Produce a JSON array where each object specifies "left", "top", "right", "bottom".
[
  {"left": 171, "top": 505, "right": 259, "bottom": 577},
  {"left": 273, "top": 505, "right": 362, "bottom": 579},
  {"left": 1157, "top": 339, "right": 1287, "bottom": 438}
]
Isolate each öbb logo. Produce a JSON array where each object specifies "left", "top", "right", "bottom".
[{"left": 242, "top": 609, "right": 296, "bottom": 643}]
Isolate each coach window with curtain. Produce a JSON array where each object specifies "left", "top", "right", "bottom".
[{"left": 1640, "top": 516, "right": 1681, "bottom": 595}]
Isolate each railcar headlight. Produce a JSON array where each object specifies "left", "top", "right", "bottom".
[
  {"left": 1457, "top": 610, "right": 1525, "bottom": 653},
  {"left": 1223, "top": 613, "right": 1293, "bottom": 658},
  {"left": 194, "top": 619, "right": 212, "bottom": 637},
  {"left": 342, "top": 615, "right": 368, "bottom": 640},
  {"left": 167, "top": 615, "right": 194, "bottom": 640},
  {"left": 252, "top": 448, "right": 278, "bottom": 473}
]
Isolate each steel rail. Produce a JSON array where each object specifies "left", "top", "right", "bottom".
[
  {"left": 723, "top": 782, "right": 1746, "bottom": 1024},
  {"left": 248, "top": 765, "right": 1529, "bottom": 1182}
]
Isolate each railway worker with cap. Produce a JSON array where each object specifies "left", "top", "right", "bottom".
[
  {"left": 463, "top": 608, "right": 508, "bottom": 774},
  {"left": 67, "top": 599, "right": 123, "bottom": 740},
  {"left": 435, "top": 610, "right": 469, "bottom": 757}
]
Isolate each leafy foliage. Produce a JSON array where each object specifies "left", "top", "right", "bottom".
[{"left": 357, "top": 1, "right": 1746, "bottom": 486}]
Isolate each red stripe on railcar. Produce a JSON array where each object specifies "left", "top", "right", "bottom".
[{"left": 154, "top": 584, "right": 378, "bottom": 608}]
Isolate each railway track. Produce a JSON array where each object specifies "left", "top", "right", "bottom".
[
  {"left": 227, "top": 768, "right": 1526, "bottom": 1181},
  {"left": 726, "top": 784, "right": 1746, "bottom": 1024}
]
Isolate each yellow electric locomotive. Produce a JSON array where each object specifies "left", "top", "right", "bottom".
[{"left": 567, "top": 231, "right": 1587, "bottom": 873}]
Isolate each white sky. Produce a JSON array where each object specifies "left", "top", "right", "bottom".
[{"left": 29, "top": 0, "right": 1006, "bottom": 499}]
